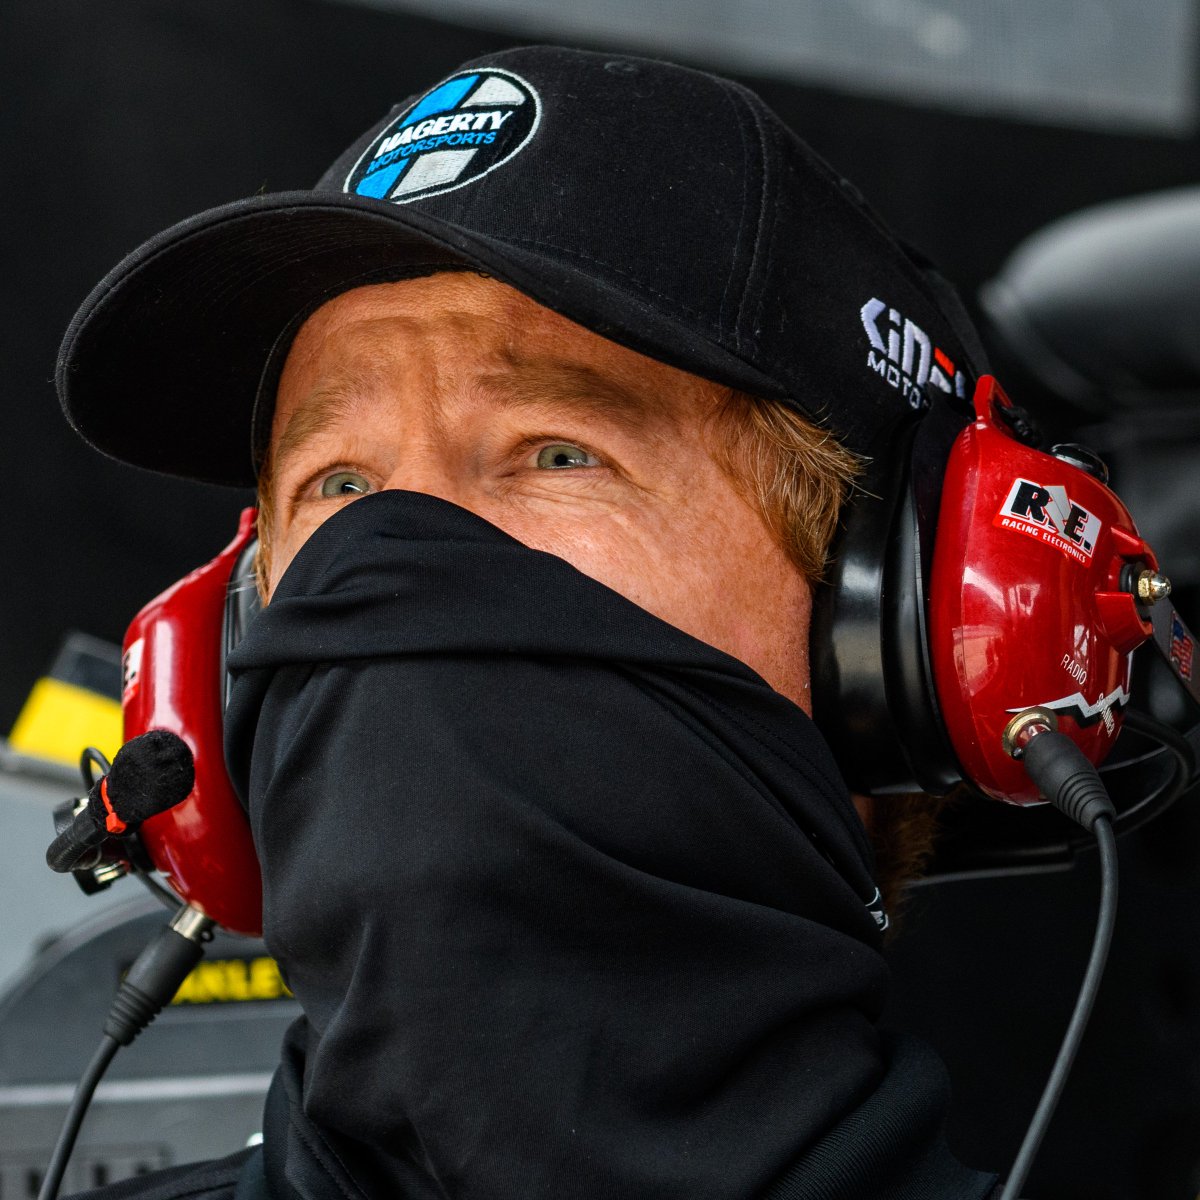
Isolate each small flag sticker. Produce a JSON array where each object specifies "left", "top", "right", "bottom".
[{"left": 1170, "top": 611, "right": 1194, "bottom": 681}]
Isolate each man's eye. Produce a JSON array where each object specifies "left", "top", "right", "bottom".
[
  {"left": 535, "top": 444, "right": 599, "bottom": 469},
  {"left": 319, "top": 470, "right": 372, "bottom": 497}
]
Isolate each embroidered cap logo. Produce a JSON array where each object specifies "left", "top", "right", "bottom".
[
  {"left": 345, "top": 68, "right": 541, "bottom": 204},
  {"left": 860, "top": 297, "right": 967, "bottom": 409}
]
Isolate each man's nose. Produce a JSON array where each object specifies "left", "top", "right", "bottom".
[{"left": 378, "top": 451, "right": 473, "bottom": 512}]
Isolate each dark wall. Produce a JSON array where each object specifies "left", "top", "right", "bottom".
[{"left": 1, "top": 0, "right": 513, "bottom": 729}]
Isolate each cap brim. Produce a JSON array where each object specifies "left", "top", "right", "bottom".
[{"left": 58, "top": 192, "right": 787, "bottom": 486}]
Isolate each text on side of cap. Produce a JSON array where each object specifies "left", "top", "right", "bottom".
[
  {"left": 860, "top": 297, "right": 967, "bottom": 409},
  {"left": 345, "top": 69, "right": 541, "bottom": 204}
]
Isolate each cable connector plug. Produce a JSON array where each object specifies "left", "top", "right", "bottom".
[
  {"left": 1021, "top": 730, "right": 1117, "bottom": 831},
  {"left": 104, "top": 905, "right": 213, "bottom": 1046}
]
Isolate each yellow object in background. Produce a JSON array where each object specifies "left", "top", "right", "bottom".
[
  {"left": 171, "top": 956, "right": 293, "bottom": 1005},
  {"left": 9, "top": 676, "right": 122, "bottom": 767}
]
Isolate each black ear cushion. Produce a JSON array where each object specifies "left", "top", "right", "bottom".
[
  {"left": 222, "top": 537, "right": 263, "bottom": 714},
  {"left": 811, "top": 404, "right": 964, "bottom": 796}
]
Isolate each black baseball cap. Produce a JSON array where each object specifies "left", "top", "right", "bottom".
[{"left": 57, "top": 44, "right": 985, "bottom": 487}]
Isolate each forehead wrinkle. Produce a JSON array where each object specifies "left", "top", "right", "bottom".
[{"left": 472, "top": 359, "right": 684, "bottom": 434}]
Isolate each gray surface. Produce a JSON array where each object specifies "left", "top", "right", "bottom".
[
  {"left": 0, "top": 901, "right": 296, "bottom": 1197},
  {"left": 0, "top": 742, "right": 128, "bottom": 997},
  {"left": 331, "top": 0, "right": 1197, "bottom": 133}
]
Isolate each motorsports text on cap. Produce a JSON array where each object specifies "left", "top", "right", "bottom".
[{"left": 345, "top": 69, "right": 541, "bottom": 204}]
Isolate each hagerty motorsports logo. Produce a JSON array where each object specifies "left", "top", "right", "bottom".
[{"left": 345, "top": 68, "right": 541, "bottom": 203}]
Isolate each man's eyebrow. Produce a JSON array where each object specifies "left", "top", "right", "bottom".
[{"left": 271, "top": 382, "right": 368, "bottom": 473}]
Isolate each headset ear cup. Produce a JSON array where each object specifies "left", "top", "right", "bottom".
[
  {"left": 887, "top": 401, "right": 973, "bottom": 794},
  {"left": 810, "top": 422, "right": 914, "bottom": 793},
  {"left": 881, "top": 471, "right": 965, "bottom": 795},
  {"left": 810, "top": 405, "right": 965, "bottom": 797},
  {"left": 123, "top": 507, "right": 263, "bottom": 935}
]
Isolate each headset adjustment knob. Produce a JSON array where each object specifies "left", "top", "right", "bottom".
[{"left": 1135, "top": 569, "right": 1172, "bottom": 605}]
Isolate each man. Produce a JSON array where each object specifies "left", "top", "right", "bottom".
[{"left": 58, "top": 45, "right": 998, "bottom": 1200}]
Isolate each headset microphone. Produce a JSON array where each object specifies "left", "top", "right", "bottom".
[{"left": 45, "top": 730, "right": 195, "bottom": 874}]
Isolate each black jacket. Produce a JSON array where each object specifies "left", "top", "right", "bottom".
[{"left": 64, "top": 1029, "right": 997, "bottom": 1200}]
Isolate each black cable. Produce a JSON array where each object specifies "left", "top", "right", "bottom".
[
  {"left": 998, "top": 730, "right": 1120, "bottom": 1200},
  {"left": 997, "top": 814, "right": 1117, "bottom": 1200},
  {"left": 34, "top": 907, "right": 214, "bottom": 1200},
  {"left": 1120, "top": 708, "right": 1197, "bottom": 784},
  {"left": 927, "top": 712, "right": 1198, "bottom": 887},
  {"left": 1104, "top": 710, "right": 1197, "bottom": 840},
  {"left": 36, "top": 1035, "right": 120, "bottom": 1200},
  {"left": 132, "top": 866, "right": 184, "bottom": 912},
  {"left": 79, "top": 746, "right": 111, "bottom": 791}
]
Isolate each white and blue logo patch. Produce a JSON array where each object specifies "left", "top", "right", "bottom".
[{"left": 345, "top": 68, "right": 541, "bottom": 204}]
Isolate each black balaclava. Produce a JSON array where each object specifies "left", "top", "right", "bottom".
[{"left": 224, "top": 489, "right": 960, "bottom": 1199}]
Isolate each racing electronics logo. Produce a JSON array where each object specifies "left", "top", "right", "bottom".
[
  {"left": 344, "top": 68, "right": 541, "bottom": 204},
  {"left": 993, "top": 478, "right": 1101, "bottom": 565},
  {"left": 860, "top": 298, "right": 967, "bottom": 408}
]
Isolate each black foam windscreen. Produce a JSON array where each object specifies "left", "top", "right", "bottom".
[{"left": 86, "top": 729, "right": 195, "bottom": 826}]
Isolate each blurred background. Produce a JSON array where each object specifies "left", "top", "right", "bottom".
[{"left": 2, "top": 1, "right": 1199, "bottom": 1196}]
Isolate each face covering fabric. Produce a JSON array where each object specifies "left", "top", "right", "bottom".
[{"left": 224, "top": 489, "right": 897, "bottom": 1200}]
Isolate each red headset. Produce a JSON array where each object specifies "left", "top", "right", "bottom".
[
  {"left": 812, "top": 374, "right": 1161, "bottom": 803},
  {"left": 113, "top": 375, "right": 1179, "bottom": 936},
  {"left": 120, "top": 507, "right": 262, "bottom": 936}
]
